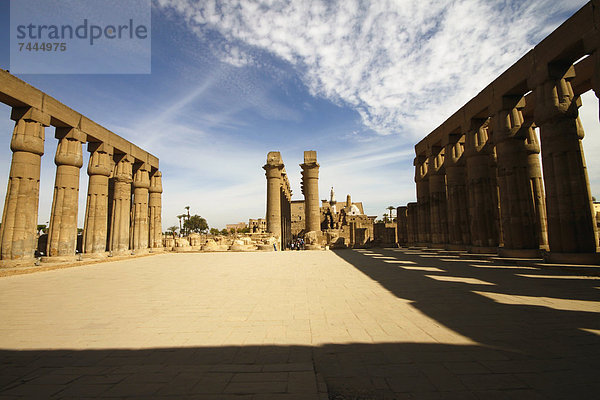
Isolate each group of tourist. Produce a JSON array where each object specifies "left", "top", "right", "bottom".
[{"left": 289, "top": 237, "right": 305, "bottom": 250}]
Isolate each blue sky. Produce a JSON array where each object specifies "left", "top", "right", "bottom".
[{"left": 0, "top": 0, "right": 598, "bottom": 230}]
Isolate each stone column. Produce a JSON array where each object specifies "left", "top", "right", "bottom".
[
  {"left": 46, "top": 128, "right": 86, "bottom": 258},
  {"left": 131, "top": 163, "right": 150, "bottom": 252},
  {"left": 83, "top": 143, "right": 113, "bottom": 255},
  {"left": 414, "top": 155, "right": 430, "bottom": 246},
  {"left": 494, "top": 96, "right": 548, "bottom": 257},
  {"left": 407, "top": 202, "right": 418, "bottom": 246},
  {"left": 533, "top": 64, "right": 598, "bottom": 262},
  {"left": 109, "top": 154, "right": 133, "bottom": 254},
  {"left": 149, "top": 170, "right": 163, "bottom": 251},
  {"left": 263, "top": 152, "right": 283, "bottom": 249},
  {"left": 301, "top": 150, "right": 320, "bottom": 233},
  {"left": 397, "top": 206, "right": 408, "bottom": 246},
  {"left": 465, "top": 118, "right": 500, "bottom": 252},
  {"left": 428, "top": 147, "right": 449, "bottom": 247},
  {"left": 444, "top": 139, "right": 470, "bottom": 249},
  {"left": 0, "top": 107, "right": 49, "bottom": 262}
]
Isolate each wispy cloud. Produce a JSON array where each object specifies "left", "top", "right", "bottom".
[{"left": 153, "top": 0, "right": 588, "bottom": 137}]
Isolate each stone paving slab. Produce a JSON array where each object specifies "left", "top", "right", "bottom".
[{"left": 0, "top": 250, "right": 599, "bottom": 399}]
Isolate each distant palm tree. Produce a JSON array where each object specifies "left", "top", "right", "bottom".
[
  {"left": 177, "top": 214, "right": 185, "bottom": 236},
  {"left": 383, "top": 212, "right": 389, "bottom": 223},
  {"left": 167, "top": 226, "right": 178, "bottom": 238}
]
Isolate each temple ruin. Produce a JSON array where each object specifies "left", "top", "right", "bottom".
[
  {"left": 397, "top": 1, "right": 600, "bottom": 264},
  {"left": 263, "top": 151, "right": 292, "bottom": 250},
  {"left": 0, "top": 70, "right": 162, "bottom": 264}
]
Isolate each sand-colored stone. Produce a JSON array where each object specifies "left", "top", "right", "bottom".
[
  {"left": 494, "top": 96, "right": 548, "bottom": 256},
  {"left": 148, "top": 171, "right": 163, "bottom": 250},
  {"left": 427, "top": 147, "right": 448, "bottom": 246},
  {"left": 46, "top": 128, "right": 85, "bottom": 257},
  {"left": 301, "top": 150, "right": 321, "bottom": 250},
  {"left": 109, "top": 154, "right": 133, "bottom": 254},
  {"left": 414, "top": 156, "right": 430, "bottom": 245},
  {"left": 396, "top": 206, "right": 408, "bottom": 245},
  {"left": 131, "top": 163, "right": 150, "bottom": 252},
  {"left": 533, "top": 65, "right": 597, "bottom": 255},
  {"left": 444, "top": 139, "right": 470, "bottom": 248},
  {"left": 83, "top": 143, "right": 113, "bottom": 255},
  {"left": 464, "top": 118, "right": 500, "bottom": 252},
  {"left": 0, "top": 107, "right": 48, "bottom": 261}
]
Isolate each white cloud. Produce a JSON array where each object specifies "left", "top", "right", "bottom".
[{"left": 153, "top": 0, "right": 589, "bottom": 138}]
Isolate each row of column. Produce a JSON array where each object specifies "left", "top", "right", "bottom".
[
  {"left": 398, "top": 60, "right": 600, "bottom": 261},
  {"left": 0, "top": 106, "right": 163, "bottom": 262}
]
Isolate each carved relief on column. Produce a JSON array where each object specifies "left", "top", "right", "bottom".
[
  {"left": 148, "top": 170, "right": 163, "bottom": 250},
  {"left": 263, "top": 152, "right": 283, "bottom": 248},
  {"left": 396, "top": 206, "right": 408, "bottom": 246},
  {"left": 464, "top": 118, "right": 500, "bottom": 251},
  {"left": 46, "top": 128, "right": 86, "bottom": 258},
  {"left": 109, "top": 154, "right": 133, "bottom": 254},
  {"left": 444, "top": 138, "right": 470, "bottom": 248},
  {"left": 427, "top": 147, "right": 449, "bottom": 246},
  {"left": 533, "top": 64, "right": 598, "bottom": 256},
  {"left": 0, "top": 107, "right": 48, "bottom": 261},
  {"left": 414, "top": 155, "right": 430, "bottom": 245},
  {"left": 132, "top": 163, "right": 150, "bottom": 252},
  {"left": 406, "top": 202, "right": 418, "bottom": 246},
  {"left": 493, "top": 96, "right": 548, "bottom": 256},
  {"left": 83, "top": 143, "right": 113, "bottom": 255}
]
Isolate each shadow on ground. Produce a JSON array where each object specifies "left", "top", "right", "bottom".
[{"left": 1, "top": 248, "right": 599, "bottom": 399}]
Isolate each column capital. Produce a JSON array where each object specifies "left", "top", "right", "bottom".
[
  {"left": 54, "top": 129, "right": 84, "bottom": 168},
  {"left": 149, "top": 171, "right": 163, "bottom": 193},
  {"left": 133, "top": 163, "right": 150, "bottom": 189},
  {"left": 87, "top": 142, "right": 113, "bottom": 177},
  {"left": 443, "top": 141, "right": 465, "bottom": 168},
  {"left": 464, "top": 118, "right": 491, "bottom": 157},
  {"left": 532, "top": 63, "right": 581, "bottom": 127},
  {"left": 113, "top": 154, "right": 134, "bottom": 183},
  {"left": 413, "top": 155, "right": 428, "bottom": 182},
  {"left": 10, "top": 106, "right": 51, "bottom": 126},
  {"left": 426, "top": 146, "right": 444, "bottom": 176}
]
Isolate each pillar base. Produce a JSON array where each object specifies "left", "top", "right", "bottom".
[
  {"left": 41, "top": 255, "right": 78, "bottom": 263},
  {"left": 305, "top": 244, "right": 322, "bottom": 251},
  {"left": 542, "top": 252, "right": 600, "bottom": 265},
  {"left": 445, "top": 244, "right": 468, "bottom": 251},
  {"left": 257, "top": 244, "right": 274, "bottom": 251},
  {"left": 498, "top": 248, "right": 542, "bottom": 258},
  {"left": 130, "top": 249, "right": 150, "bottom": 256},
  {"left": 416, "top": 242, "right": 431, "bottom": 247},
  {"left": 81, "top": 252, "right": 109, "bottom": 260},
  {"left": 149, "top": 247, "right": 165, "bottom": 253},
  {"left": 468, "top": 246, "right": 498, "bottom": 255},
  {"left": 0, "top": 259, "right": 36, "bottom": 268}
]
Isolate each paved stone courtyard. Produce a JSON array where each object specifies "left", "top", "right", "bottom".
[{"left": 0, "top": 249, "right": 599, "bottom": 399}]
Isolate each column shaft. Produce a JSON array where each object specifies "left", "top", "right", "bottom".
[
  {"left": 414, "top": 156, "right": 430, "bottom": 245},
  {"left": 445, "top": 140, "right": 470, "bottom": 247},
  {"left": 132, "top": 164, "right": 150, "bottom": 251},
  {"left": 301, "top": 151, "right": 320, "bottom": 233},
  {"left": 47, "top": 128, "right": 85, "bottom": 257},
  {"left": 534, "top": 65, "right": 597, "bottom": 253},
  {"left": 263, "top": 152, "right": 283, "bottom": 247},
  {"left": 109, "top": 155, "right": 133, "bottom": 253},
  {"left": 397, "top": 206, "right": 408, "bottom": 245},
  {"left": 465, "top": 119, "right": 500, "bottom": 250},
  {"left": 149, "top": 171, "right": 163, "bottom": 249},
  {"left": 494, "top": 97, "right": 548, "bottom": 253},
  {"left": 428, "top": 149, "right": 448, "bottom": 245},
  {"left": 0, "top": 107, "right": 48, "bottom": 261},
  {"left": 83, "top": 143, "right": 113, "bottom": 254},
  {"left": 407, "top": 202, "right": 418, "bottom": 245}
]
